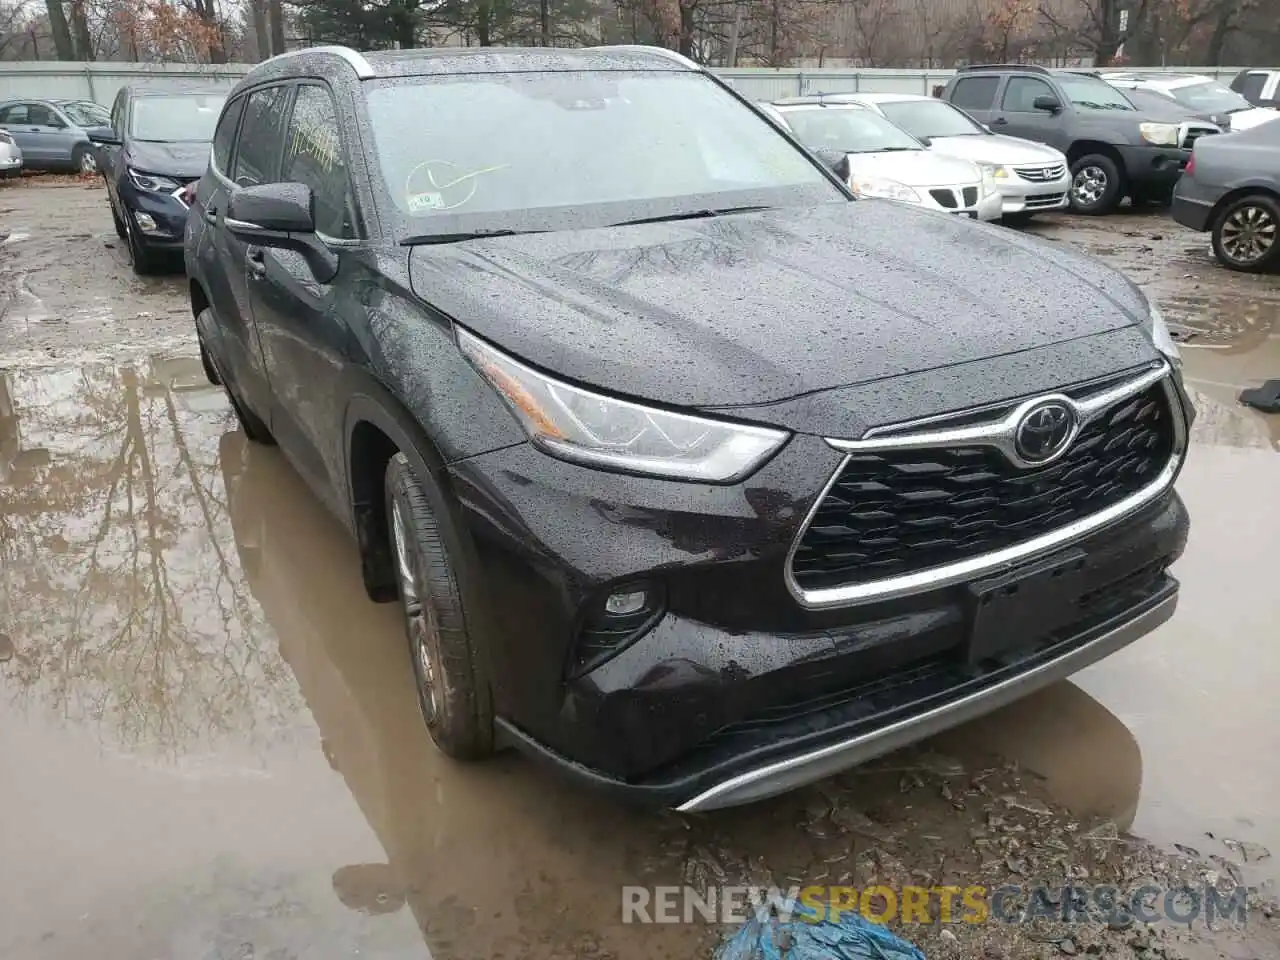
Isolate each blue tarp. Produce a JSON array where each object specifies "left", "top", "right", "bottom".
[{"left": 714, "top": 899, "right": 927, "bottom": 960}]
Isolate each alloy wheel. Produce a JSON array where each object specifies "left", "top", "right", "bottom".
[
  {"left": 392, "top": 498, "right": 440, "bottom": 724},
  {"left": 79, "top": 150, "right": 97, "bottom": 174},
  {"left": 1071, "top": 165, "right": 1107, "bottom": 207},
  {"left": 1220, "top": 204, "right": 1276, "bottom": 265}
]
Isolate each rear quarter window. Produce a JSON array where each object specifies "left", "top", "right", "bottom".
[{"left": 950, "top": 76, "right": 1000, "bottom": 110}]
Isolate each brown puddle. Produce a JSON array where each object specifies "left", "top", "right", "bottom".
[{"left": 2, "top": 351, "right": 1278, "bottom": 960}]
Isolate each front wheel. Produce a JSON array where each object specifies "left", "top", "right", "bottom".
[
  {"left": 1069, "top": 154, "right": 1123, "bottom": 215},
  {"left": 73, "top": 145, "right": 97, "bottom": 175},
  {"left": 385, "top": 452, "right": 493, "bottom": 759},
  {"left": 1211, "top": 194, "right": 1280, "bottom": 273}
]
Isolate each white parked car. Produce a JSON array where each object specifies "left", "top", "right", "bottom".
[
  {"left": 1101, "top": 73, "right": 1280, "bottom": 132},
  {"left": 0, "top": 128, "right": 21, "bottom": 179},
  {"left": 767, "top": 99, "right": 1002, "bottom": 221},
  {"left": 807, "top": 93, "right": 1071, "bottom": 225}
]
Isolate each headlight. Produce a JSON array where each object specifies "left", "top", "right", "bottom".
[
  {"left": 128, "top": 169, "right": 180, "bottom": 193},
  {"left": 1139, "top": 122, "right": 1180, "bottom": 147},
  {"left": 980, "top": 163, "right": 1009, "bottom": 180},
  {"left": 848, "top": 176, "right": 921, "bottom": 203},
  {"left": 1146, "top": 303, "right": 1182, "bottom": 368},
  {"left": 457, "top": 330, "right": 790, "bottom": 483}
]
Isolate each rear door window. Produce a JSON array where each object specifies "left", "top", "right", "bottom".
[
  {"left": 231, "top": 85, "right": 292, "bottom": 188},
  {"left": 0, "top": 103, "right": 30, "bottom": 125},
  {"left": 951, "top": 77, "right": 1000, "bottom": 111}
]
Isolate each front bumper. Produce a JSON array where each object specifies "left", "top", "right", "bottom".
[
  {"left": 997, "top": 174, "right": 1071, "bottom": 215},
  {"left": 448, "top": 371, "right": 1193, "bottom": 809},
  {"left": 121, "top": 183, "right": 191, "bottom": 250},
  {"left": 1116, "top": 144, "right": 1192, "bottom": 192},
  {"left": 0, "top": 151, "right": 21, "bottom": 171}
]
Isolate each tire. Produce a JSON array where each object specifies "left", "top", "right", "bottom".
[
  {"left": 1211, "top": 193, "right": 1280, "bottom": 273},
  {"left": 1069, "top": 154, "right": 1123, "bottom": 215},
  {"left": 1003, "top": 212, "right": 1036, "bottom": 227},
  {"left": 197, "top": 308, "right": 274, "bottom": 444},
  {"left": 72, "top": 144, "right": 97, "bottom": 175},
  {"left": 384, "top": 452, "right": 493, "bottom": 759},
  {"left": 110, "top": 196, "right": 127, "bottom": 240}
]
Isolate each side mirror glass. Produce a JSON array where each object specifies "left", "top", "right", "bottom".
[
  {"left": 1033, "top": 95, "right": 1063, "bottom": 113},
  {"left": 813, "top": 148, "right": 851, "bottom": 183},
  {"left": 226, "top": 182, "right": 337, "bottom": 283}
]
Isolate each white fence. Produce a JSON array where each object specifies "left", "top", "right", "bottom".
[{"left": 0, "top": 59, "right": 1252, "bottom": 107}]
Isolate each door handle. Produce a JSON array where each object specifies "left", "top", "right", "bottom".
[
  {"left": 991, "top": 117, "right": 1009, "bottom": 126},
  {"left": 204, "top": 202, "right": 218, "bottom": 225},
  {"left": 247, "top": 246, "right": 266, "bottom": 278}
]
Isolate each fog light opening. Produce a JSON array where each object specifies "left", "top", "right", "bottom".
[
  {"left": 134, "top": 212, "right": 159, "bottom": 234},
  {"left": 566, "top": 581, "right": 666, "bottom": 679}
]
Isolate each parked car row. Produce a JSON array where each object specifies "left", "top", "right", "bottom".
[
  {"left": 178, "top": 44, "right": 1191, "bottom": 812},
  {"left": 0, "top": 97, "right": 113, "bottom": 174}
]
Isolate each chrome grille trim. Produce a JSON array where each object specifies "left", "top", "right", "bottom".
[
  {"left": 784, "top": 362, "right": 1183, "bottom": 609},
  {"left": 1014, "top": 163, "right": 1067, "bottom": 182}
]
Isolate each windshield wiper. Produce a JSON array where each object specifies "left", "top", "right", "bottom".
[
  {"left": 400, "top": 228, "right": 547, "bottom": 246},
  {"left": 609, "top": 204, "right": 772, "bottom": 227}
]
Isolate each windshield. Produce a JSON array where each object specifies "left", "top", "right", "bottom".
[
  {"left": 129, "top": 94, "right": 226, "bottom": 142},
  {"left": 878, "top": 100, "right": 985, "bottom": 138},
  {"left": 1169, "top": 80, "right": 1253, "bottom": 113},
  {"left": 1057, "top": 76, "right": 1135, "bottom": 111},
  {"left": 365, "top": 71, "right": 841, "bottom": 235},
  {"left": 61, "top": 101, "right": 110, "bottom": 126},
  {"left": 779, "top": 107, "right": 922, "bottom": 153}
]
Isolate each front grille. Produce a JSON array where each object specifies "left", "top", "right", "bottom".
[
  {"left": 791, "top": 384, "right": 1175, "bottom": 592},
  {"left": 1014, "top": 163, "right": 1067, "bottom": 182},
  {"left": 962, "top": 186, "right": 978, "bottom": 206},
  {"left": 1181, "top": 127, "right": 1218, "bottom": 149},
  {"left": 930, "top": 188, "right": 958, "bottom": 209},
  {"left": 1024, "top": 192, "right": 1067, "bottom": 209}
]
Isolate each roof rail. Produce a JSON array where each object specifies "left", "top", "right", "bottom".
[
  {"left": 958, "top": 63, "right": 1051, "bottom": 75},
  {"left": 590, "top": 44, "right": 701, "bottom": 71},
  {"left": 261, "top": 44, "right": 376, "bottom": 79},
  {"left": 1063, "top": 68, "right": 1103, "bottom": 77}
]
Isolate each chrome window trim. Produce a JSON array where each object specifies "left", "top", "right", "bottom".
[{"left": 785, "top": 363, "right": 1183, "bottom": 609}]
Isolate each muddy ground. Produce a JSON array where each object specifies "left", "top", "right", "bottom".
[{"left": 1, "top": 181, "right": 1278, "bottom": 960}]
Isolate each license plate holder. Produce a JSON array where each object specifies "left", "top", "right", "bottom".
[{"left": 966, "top": 550, "right": 1087, "bottom": 666}]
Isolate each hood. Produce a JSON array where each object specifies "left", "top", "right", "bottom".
[
  {"left": 127, "top": 139, "right": 211, "bottom": 179},
  {"left": 407, "top": 202, "right": 1152, "bottom": 416},
  {"left": 927, "top": 133, "right": 1066, "bottom": 166},
  {"left": 845, "top": 149, "right": 980, "bottom": 186},
  {"left": 1227, "top": 107, "right": 1280, "bottom": 131},
  {"left": 1118, "top": 88, "right": 1210, "bottom": 123}
]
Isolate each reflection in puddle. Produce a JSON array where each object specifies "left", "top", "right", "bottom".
[{"left": 0, "top": 358, "right": 301, "bottom": 756}]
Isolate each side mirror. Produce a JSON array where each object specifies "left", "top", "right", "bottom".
[
  {"left": 87, "top": 128, "right": 121, "bottom": 146},
  {"left": 226, "top": 182, "right": 338, "bottom": 283},
  {"left": 1033, "top": 95, "right": 1063, "bottom": 113},
  {"left": 918, "top": 135, "right": 933, "bottom": 146},
  {"left": 813, "top": 148, "right": 851, "bottom": 183}
]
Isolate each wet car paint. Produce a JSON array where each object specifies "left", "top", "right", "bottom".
[{"left": 2, "top": 184, "right": 1279, "bottom": 960}]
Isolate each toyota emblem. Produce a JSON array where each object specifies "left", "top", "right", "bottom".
[{"left": 1014, "top": 400, "right": 1076, "bottom": 464}]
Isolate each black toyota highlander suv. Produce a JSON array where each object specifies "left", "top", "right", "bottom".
[{"left": 186, "top": 44, "right": 1192, "bottom": 811}]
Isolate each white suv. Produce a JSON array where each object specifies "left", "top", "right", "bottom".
[{"left": 1101, "top": 72, "right": 1279, "bottom": 132}]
